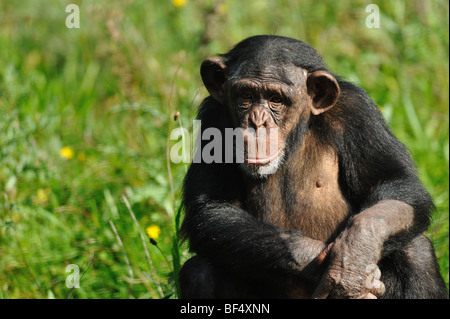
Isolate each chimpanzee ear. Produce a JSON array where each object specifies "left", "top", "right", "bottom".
[
  {"left": 306, "top": 70, "right": 340, "bottom": 115},
  {"left": 201, "top": 57, "right": 227, "bottom": 104}
]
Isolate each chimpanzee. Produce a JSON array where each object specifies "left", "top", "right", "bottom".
[{"left": 179, "top": 35, "right": 448, "bottom": 299}]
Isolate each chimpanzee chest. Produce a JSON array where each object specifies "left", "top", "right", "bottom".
[{"left": 245, "top": 144, "right": 350, "bottom": 242}]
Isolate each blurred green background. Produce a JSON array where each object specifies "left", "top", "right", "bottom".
[{"left": 0, "top": 0, "right": 448, "bottom": 298}]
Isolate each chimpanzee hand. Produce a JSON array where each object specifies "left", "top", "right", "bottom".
[{"left": 312, "top": 216, "right": 386, "bottom": 299}]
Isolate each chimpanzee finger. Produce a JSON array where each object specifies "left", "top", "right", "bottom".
[
  {"left": 364, "top": 264, "right": 385, "bottom": 297},
  {"left": 311, "top": 274, "right": 335, "bottom": 299},
  {"left": 315, "top": 242, "right": 335, "bottom": 266},
  {"left": 368, "top": 278, "right": 385, "bottom": 297},
  {"left": 357, "top": 293, "right": 377, "bottom": 299}
]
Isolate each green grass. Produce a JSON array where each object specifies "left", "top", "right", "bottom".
[{"left": 0, "top": 0, "right": 448, "bottom": 298}]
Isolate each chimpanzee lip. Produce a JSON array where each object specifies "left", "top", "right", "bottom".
[{"left": 245, "top": 148, "right": 284, "bottom": 165}]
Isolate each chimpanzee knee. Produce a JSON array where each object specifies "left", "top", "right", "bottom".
[
  {"left": 179, "top": 255, "right": 264, "bottom": 298},
  {"left": 380, "top": 235, "right": 448, "bottom": 299},
  {"left": 179, "top": 256, "right": 216, "bottom": 298},
  {"left": 403, "top": 235, "right": 448, "bottom": 298}
]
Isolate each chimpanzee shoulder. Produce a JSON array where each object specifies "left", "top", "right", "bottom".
[
  {"left": 182, "top": 96, "right": 243, "bottom": 207},
  {"left": 197, "top": 96, "right": 232, "bottom": 130},
  {"left": 314, "top": 80, "right": 433, "bottom": 234}
]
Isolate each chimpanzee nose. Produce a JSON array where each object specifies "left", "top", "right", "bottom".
[{"left": 250, "top": 108, "right": 270, "bottom": 128}]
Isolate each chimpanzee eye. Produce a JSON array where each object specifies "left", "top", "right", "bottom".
[
  {"left": 270, "top": 95, "right": 283, "bottom": 104},
  {"left": 269, "top": 95, "right": 284, "bottom": 111},
  {"left": 238, "top": 91, "right": 253, "bottom": 109},
  {"left": 239, "top": 91, "right": 253, "bottom": 100}
]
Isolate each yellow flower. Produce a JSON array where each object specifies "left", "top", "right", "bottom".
[
  {"left": 59, "top": 146, "right": 74, "bottom": 160},
  {"left": 172, "top": 0, "right": 187, "bottom": 8},
  {"left": 33, "top": 188, "right": 50, "bottom": 205},
  {"left": 146, "top": 225, "right": 161, "bottom": 239}
]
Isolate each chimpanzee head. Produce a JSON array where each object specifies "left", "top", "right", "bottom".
[{"left": 200, "top": 35, "right": 340, "bottom": 177}]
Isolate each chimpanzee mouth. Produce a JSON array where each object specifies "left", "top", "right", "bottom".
[
  {"left": 241, "top": 149, "right": 285, "bottom": 177},
  {"left": 244, "top": 148, "right": 285, "bottom": 165}
]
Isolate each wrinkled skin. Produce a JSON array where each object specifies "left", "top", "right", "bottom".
[{"left": 314, "top": 230, "right": 386, "bottom": 299}]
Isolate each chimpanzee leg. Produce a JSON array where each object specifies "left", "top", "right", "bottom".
[
  {"left": 179, "top": 256, "right": 215, "bottom": 298},
  {"left": 179, "top": 255, "right": 318, "bottom": 298},
  {"left": 380, "top": 234, "right": 448, "bottom": 299},
  {"left": 179, "top": 255, "right": 264, "bottom": 298}
]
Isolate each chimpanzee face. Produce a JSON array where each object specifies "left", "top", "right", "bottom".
[
  {"left": 225, "top": 63, "right": 309, "bottom": 176},
  {"left": 201, "top": 56, "right": 339, "bottom": 178}
]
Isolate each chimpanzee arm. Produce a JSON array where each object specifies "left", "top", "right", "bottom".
[
  {"left": 181, "top": 161, "right": 327, "bottom": 283},
  {"left": 313, "top": 82, "right": 434, "bottom": 298},
  {"left": 336, "top": 82, "right": 433, "bottom": 246}
]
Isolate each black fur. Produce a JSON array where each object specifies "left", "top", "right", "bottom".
[{"left": 179, "top": 35, "right": 448, "bottom": 299}]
